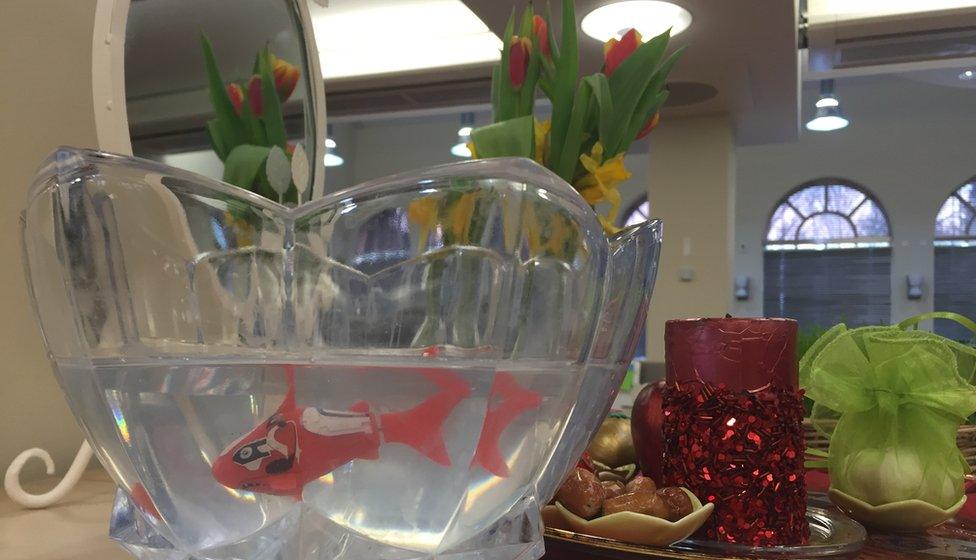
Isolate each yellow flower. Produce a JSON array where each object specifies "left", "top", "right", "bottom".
[
  {"left": 575, "top": 142, "right": 630, "bottom": 234},
  {"left": 467, "top": 141, "right": 478, "bottom": 159},
  {"left": 534, "top": 119, "right": 551, "bottom": 166},
  {"left": 545, "top": 213, "right": 572, "bottom": 255},
  {"left": 450, "top": 192, "right": 478, "bottom": 243},
  {"left": 522, "top": 203, "right": 544, "bottom": 255},
  {"left": 407, "top": 196, "right": 440, "bottom": 250}
]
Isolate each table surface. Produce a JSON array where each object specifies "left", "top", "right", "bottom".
[
  {"left": 3, "top": 470, "right": 976, "bottom": 560},
  {"left": 0, "top": 470, "right": 128, "bottom": 560}
]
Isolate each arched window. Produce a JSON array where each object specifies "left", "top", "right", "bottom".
[
  {"left": 765, "top": 182, "right": 890, "bottom": 249},
  {"left": 934, "top": 179, "right": 976, "bottom": 341},
  {"left": 764, "top": 180, "right": 891, "bottom": 328}
]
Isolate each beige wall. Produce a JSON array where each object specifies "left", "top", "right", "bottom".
[
  {"left": 645, "top": 115, "right": 736, "bottom": 360},
  {"left": 733, "top": 76, "right": 976, "bottom": 325},
  {"left": 0, "top": 0, "right": 100, "bottom": 480}
]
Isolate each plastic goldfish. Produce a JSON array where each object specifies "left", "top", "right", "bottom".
[{"left": 212, "top": 363, "right": 471, "bottom": 500}]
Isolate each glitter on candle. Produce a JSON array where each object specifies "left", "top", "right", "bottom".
[{"left": 662, "top": 383, "right": 809, "bottom": 546}]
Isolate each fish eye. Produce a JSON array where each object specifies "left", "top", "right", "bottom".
[{"left": 232, "top": 438, "right": 270, "bottom": 466}]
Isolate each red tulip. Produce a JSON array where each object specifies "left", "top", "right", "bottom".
[
  {"left": 636, "top": 111, "right": 661, "bottom": 139},
  {"left": 508, "top": 36, "right": 532, "bottom": 88},
  {"left": 603, "top": 28, "right": 642, "bottom": 77},
  {"left": 272, "top": 56, "right": 300, "bottom": 102},
  {"left": 226, "top": 83, "right": 245, "bottom": 116},
  {"left": 247, "top": 74, "right": 263, "bottom": 116},
  {"left": 532, "top": 15, "right": 550, "bottom": 58}
]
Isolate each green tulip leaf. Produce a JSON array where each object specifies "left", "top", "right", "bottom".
[
  {"left": 471, "top": 116, "right": 534, "bottom": 159},
  {"left": 496, "top": 10, "right": 518, "bottom": 122},
  {"left": 606, "top": 30, "right": 671, "bottom": 152},
  {"left": 205, "top": 119, "right": 227, "bottom": 161},
  {"left": 258, "top": 48, "right": 288, "bottom": 150},
  {"left": 200, "top": 34, "right": 246, "bottom": 155},
  {"left": 223, "top": 144, "right": 272, "bottom": 191},
  {"left": 547, "top": 0, "right": 578, "bottom": 172}
]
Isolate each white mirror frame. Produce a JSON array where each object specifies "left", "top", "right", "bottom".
[{"left": 4, "top": 0, "right": 329, "bottom": 509}]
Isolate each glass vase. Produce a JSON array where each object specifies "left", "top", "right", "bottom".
[{"left": 21, "top": 148, "right": 662, "bottom": 560}]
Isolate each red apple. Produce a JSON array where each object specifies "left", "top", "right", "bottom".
[{"left": 631, "top": 380, "right": 666, "bottom": 482}]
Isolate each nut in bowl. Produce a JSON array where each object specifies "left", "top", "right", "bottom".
[{"left": 548, "top": 471, "right": 714, "bottom": 546}]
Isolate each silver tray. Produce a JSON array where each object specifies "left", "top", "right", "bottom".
[{"left": 544, "top": 505, "right": 866, "bottom": 559}]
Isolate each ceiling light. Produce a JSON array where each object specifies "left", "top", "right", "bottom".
[
  {"left": 806, "top": 110, "right": 850, "bottom": 132},
  {"left": 311, "top": 0, "right": 502, "bottom": 80},
  {"left": 324, "top": 152, "right": 345, "bottom": 167},
  {"left": 960, "top": 69, "right": 976, "bottom": 81},
  {"left": 581, "top": 1, "right": 692, "bottom": 43},
  {"left": 807, "top": 0, "right": 976, "bottom": 22},
  {"left": 325, "top": 125, "right": 344, "bottom": 167},
  {"left": 815, "top": 95, "right": 839, "bottom": 108},
  {"left": 806, "top": 79, "right": 850, "bottom": 132},
  {"left": 450, "top": 143, "right": 472, "bottom": 158},
  {"left": 451, "top": 112, "right": 475, "bottom": 158}
]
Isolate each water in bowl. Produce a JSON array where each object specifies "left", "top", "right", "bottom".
[{"left": 57, "top": 354, "right": 582, "bottom": 556}]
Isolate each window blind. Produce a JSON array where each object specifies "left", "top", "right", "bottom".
[{"left": 764, "top": 248, "right": 892, "bottom": 329}]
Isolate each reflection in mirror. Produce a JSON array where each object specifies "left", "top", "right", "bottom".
[{"left": 125, "top": 0, "right": 318, "bottom": 202}]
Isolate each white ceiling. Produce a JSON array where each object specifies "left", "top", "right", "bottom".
[{"left": 308, "top": 0, "right": 501, "bottom": 80}]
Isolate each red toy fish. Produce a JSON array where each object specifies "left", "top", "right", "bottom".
[
  {"left": 471, "top": 372, "right": 543, "bottom": 477},
  {"left": 212, "top": 364, "right": 471, "bottom": 500}
]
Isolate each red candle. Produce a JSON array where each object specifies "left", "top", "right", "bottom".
[
  {"left": 661, "top": 317, "right": 808, "bottom": 546},
  {"left": 665, "top": 317, "right": 798, "bottom": 390}
]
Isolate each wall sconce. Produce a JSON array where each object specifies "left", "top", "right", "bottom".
[
  {"left": 734, "top": 275, "right": 750, "bottom": 301},
  {"left": 906, "top": 274, "right": 924, "bottom": 300}
]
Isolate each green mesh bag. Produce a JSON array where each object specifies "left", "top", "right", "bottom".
[{"left": 800, "top": 313, "right": 976, "bottom": 509}]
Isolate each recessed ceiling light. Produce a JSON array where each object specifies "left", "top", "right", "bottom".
[
  {"left": 960, "top": 69, "right": 976, "bottom": 81},
  {"left": 311, "top": 0, "right": 502, "bottom": 80},
  {"left": 581, "top": 1, "right": 692, "bottom": 43}
]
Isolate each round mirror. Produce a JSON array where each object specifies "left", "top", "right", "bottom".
[{"left": 123, "top": 0, "right": 324, "bottom": 201}]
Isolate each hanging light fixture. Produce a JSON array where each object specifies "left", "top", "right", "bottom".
[
  {"left": 805, "top": 79, "right": 850, "bottom": 132},
  {"left": 324, "top": 124, "right": 344, "bottom": 167},
  {"left": 451, "top": 112, "right": 475, "bottom": 158}
]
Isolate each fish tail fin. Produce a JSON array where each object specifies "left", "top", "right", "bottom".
[
  {"left": 380, "top": 368, "right": 470, "bottom": 466},
  {"left": 472, "top": 372, "right": 543, "bottom": 478}
]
